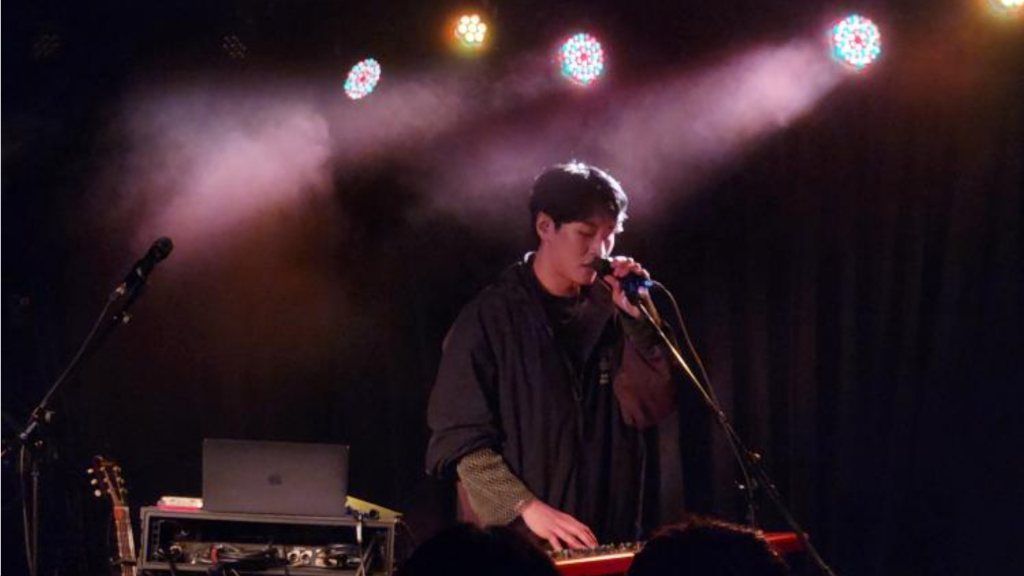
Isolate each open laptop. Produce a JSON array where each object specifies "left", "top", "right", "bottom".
[{"left": 203, "top": 439, "right": 349, "bottom": 517}]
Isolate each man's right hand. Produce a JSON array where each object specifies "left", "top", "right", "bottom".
[{"left": 519, "top": 500, "right": 598, "bottom": 551}]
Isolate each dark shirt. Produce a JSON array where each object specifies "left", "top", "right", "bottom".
[{"left": 536, "top": 274, "right": 608, "bottom": 388}]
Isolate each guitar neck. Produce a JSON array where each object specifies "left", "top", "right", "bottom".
[{"left": 111, "top": 506, "right": 137, "bottom": 576}]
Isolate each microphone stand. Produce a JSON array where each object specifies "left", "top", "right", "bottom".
[
  {"left": 600, "top": 273, "right": 759, "bottom": 525},
  {"left": 607, "top": 278, "right": 838, "bottom": 576},
  {"left": 3, "top": 278, "right": 151, "bottom": 576}
]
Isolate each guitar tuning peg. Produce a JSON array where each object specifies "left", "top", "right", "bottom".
[
  {"left": 94, "top": 490, "right": 102, "bottom": 498},
  {"left": 90, "top": 479, "right": 99, "bottom": 486},
  {"left": 86, "top": 468, "right": 94, "bottom": 474}
]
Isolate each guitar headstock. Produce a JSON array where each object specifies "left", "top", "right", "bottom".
[{"left": 88, "top": 455, "right": 128, "bottom": 508}]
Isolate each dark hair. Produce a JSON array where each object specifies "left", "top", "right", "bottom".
[
  {"left": 529, "top": 162, "right": 628, "bottom": 238},
  {"left": 398, "top": 523, "right": 560, "bottom": 576},
  {"left": 628, "top": 516, "right": 791, "bottom": 576}
]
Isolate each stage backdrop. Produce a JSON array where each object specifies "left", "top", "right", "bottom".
[{"left": 3, "top": 1, "right": 1021, "bottom": 575}]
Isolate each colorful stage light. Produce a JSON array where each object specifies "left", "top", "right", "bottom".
[
  {"left": 455, "top": 14, "right": 488, "bottom": 48},
  {"left": 344, "top": 58, "right": 381, "bottom": 100},
  {"left": 830, "top": 15, "right": 882, "bottom": 72},
  {"left": 989, "top": 0, "right": 1024, "bottom": 14},
  {"left": 558, "top": 33, "right": 606, "bottom": 86}
]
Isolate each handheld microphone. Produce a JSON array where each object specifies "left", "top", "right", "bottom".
[{"left": 588, "top": 257, "right": 654, "bottom": 304}]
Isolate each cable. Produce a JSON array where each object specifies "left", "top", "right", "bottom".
[
  {"left": 20, "top": 446, "right": 36, "bottom": 576},
  {"left": 396, "top": 519, "right": 419, "bottom": 549},
  {"left": 600, "top": 275, "right": 759, "bottom": 525},
  {"left": 649, "top": 281, "right": 760, "bottom": 526},
  {"left": 353, "top": 534, "right": 382, "bottom": 576},
  {"left": 633, "top": 281, "right": 836, "bottom": 576},
  {"left": 209, "top": 543, "right": 286, "bottom": 572}
]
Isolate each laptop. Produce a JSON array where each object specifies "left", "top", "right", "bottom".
[{"left": 202, "top": 439, "right": 350, "bottom": 517}]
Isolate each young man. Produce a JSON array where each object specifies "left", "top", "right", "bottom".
[{"left": 425, "top": 162, "right": 679, "bottom": 550}]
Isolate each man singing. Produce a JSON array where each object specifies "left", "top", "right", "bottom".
[{"left": 426, "top": 162, "right": 679, "bottom": 550}]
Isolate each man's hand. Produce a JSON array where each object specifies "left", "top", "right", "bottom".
[
  {"left": 519, "top": 500, "right": 598, "bottom": 551},
  {"left": 602, "top": 256, "right": 651, "bottom": 319}
]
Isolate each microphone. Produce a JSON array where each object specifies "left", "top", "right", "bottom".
[
  {"left": 588, "top": 257, "right": 654, "bottom": 303},
  {"left": 118, "top": 237, "right": 174, "bottom": 296}
]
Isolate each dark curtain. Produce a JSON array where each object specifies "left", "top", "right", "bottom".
[
  {"left": 3, "top": 2, "right": 1022, "bottom": 576},
  {"left": 650, "top": 59, "right": 1023, "bottom": 575}
]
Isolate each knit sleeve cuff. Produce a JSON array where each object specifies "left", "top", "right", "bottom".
[{"left": 456, "top": 448, "right": 536, "bottom": 526}]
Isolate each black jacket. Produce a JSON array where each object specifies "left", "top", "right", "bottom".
[{"left": 426, "top": 256, "right": 678, "bottom": 542}]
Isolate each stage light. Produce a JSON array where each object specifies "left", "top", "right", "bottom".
[
  {"left": 558, "top": 33, "right": 606, "bottom": 86},
  {"left": 344, "top": 58, "right": 382, "bottom": 100},
  {"left": 455, "top": 14, "right": 488, "bottom": 48},
  {"left": 989, "top": 0, "right": 1024, "bottom": 14},
  {"left": 222, "top": 34, "right": 248, "bottom": 61},
  {"left": 830, "top": 14, "right": 882, "bottom": 72},
  {"left": 31, "top": 32, "right": 62, "bottom": 61}
]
